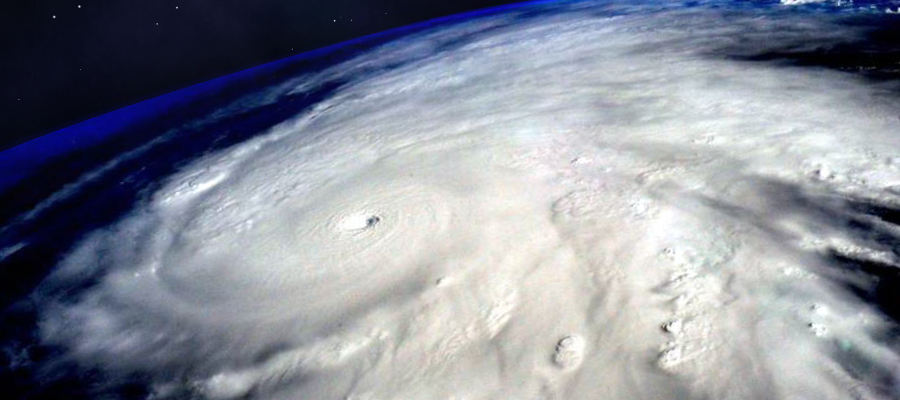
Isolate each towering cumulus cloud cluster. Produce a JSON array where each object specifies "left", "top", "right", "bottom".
[{"left": 37, "top": 2, "right": 900, "bottom": 399}]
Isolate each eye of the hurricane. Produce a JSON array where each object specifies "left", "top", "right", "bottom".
[{"left": 339, "top": 213, "right": 382, "bottom": 232}]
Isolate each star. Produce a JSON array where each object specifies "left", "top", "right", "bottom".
[
  {"left": 78, "top": 5, "right": 81, "bottom": 8},
  {"left": 52, "top": 15, "right": 56, "bottom": 19}
]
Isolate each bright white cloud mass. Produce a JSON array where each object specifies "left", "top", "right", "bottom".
[{"left": 33, "top": 1, "right": 900, "bottom": 399}]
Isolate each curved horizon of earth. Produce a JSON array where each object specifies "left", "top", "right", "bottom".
[{"left": 3, "top": 0, "right": 900, "bottom": 399}]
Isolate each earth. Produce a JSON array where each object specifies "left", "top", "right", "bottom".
[{"left": 2, "top": 1, "right": 900, "bottom": 399}]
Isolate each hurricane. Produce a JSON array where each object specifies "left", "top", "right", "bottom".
[{"left": 3, "top": 1, "right": 900, "bottom": 399}]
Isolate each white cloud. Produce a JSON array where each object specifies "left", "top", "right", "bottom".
[{"left": 38, "top": 3, "right": 900, "bottom": 399}]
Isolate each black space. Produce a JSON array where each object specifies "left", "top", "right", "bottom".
[{"left": 0, "top": 0, "right": 518, "bottom": 152}]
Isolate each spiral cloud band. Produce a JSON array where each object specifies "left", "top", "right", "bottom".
[{"left": 36, "top": 2, "right": 900, "bottom": 399}]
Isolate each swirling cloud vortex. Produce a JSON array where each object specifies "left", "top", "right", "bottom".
[{"left": 39, "top": 3, "right": 900, "bottom": 400}]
